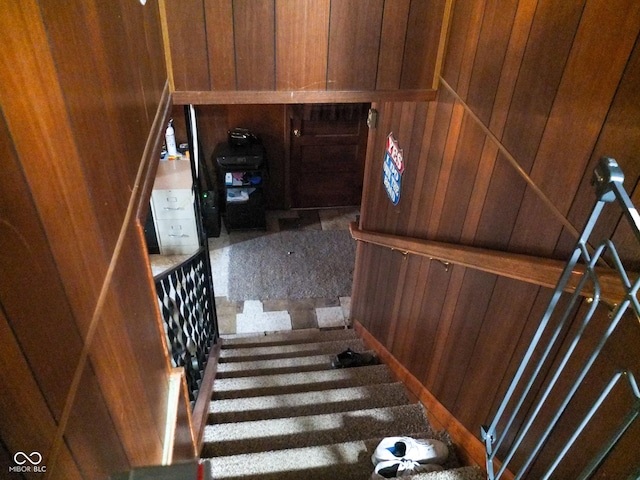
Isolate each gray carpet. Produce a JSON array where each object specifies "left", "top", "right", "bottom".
[{"left": 227, "top": 230, "right": 356, "bottom": 301}]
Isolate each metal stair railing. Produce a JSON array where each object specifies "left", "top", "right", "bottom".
[
  {"left": 154, "top": 246, "right": 217, "bottom": 407},
  {"left": 481, "top": 157, "right": 640, "bottom": 479}
]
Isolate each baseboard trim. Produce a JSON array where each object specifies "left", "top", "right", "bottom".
[
  {"left": 192, "top": 342, "right": 221, "bottom": 454},
  {"left": 353, "top": 319, "right": 512, "bottom": 478}
]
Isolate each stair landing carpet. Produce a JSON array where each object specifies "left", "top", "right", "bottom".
[
  {"left": 200, "top": 328, "right": 485, "bottom": 480},
  {"left": 227, "top": 230, "right": 356, "bottom": 301}
]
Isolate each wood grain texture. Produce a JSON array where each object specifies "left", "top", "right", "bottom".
[
  {"left": 276, "top": 0, "right": 329, "bottom": 90},
  {"left": 233, "top": 0, "right": 275, "bottom": 90},
  {"left": 376, "top": 0, "right": 411, "bottom": 90},
  {"left": 0, "top": 1, "right": 173, "bottom": 477},
  {"left": 400, "top": 0, "right": 448, "bottom": 90},
  {"left": 351, "top": 1, "right": 640, "bottom": 476},
  {"left": 327, "top": 0, "right": 384, "bottom": 90},
  {"left": 164, "top": 0, "right": 210, "bottom": 91},
  {"left": 205, "top": 0, "right": 236, "bottom": 90},
  {"left": 0, "top": 111, "right": 83, "bottom": 423}
]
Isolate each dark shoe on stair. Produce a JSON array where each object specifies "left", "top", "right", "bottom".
[{"left": 331, "top": 348, "right": 379, "bottom": 369}]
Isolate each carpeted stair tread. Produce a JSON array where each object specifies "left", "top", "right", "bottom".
[
  {"left": 205, "top": 439, "right": 372, "bottom": 480},
  {"left": 202, "top": 403, "right": 431, "bottom": 457},
  {"left": 219, "top": 338, "right": 366, "bottom": 362},
  {"left": 216, "top": 353, "right": 344, "bottom": 378},
  {"left": 204, "top": 440, "right": 482, "bottom": 480},
  {"left": 404, "top": 466, "right": 486, "bottom": 480},
  {"left": 212, "top": 364, "right": 392, "bottom": 399},
  {"left": 221, "top": 327, "right": 357, "bottom": 348},
  {"left": 209, "top": 382, "right": 411, "bottom": 423}
]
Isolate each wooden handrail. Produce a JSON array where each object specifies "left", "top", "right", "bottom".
[{"left": 350, "top": 223, "right": 632, "bottom": 308}]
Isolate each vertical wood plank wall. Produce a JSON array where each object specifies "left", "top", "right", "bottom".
[
  {"left": 0, "top": 2, "right": 178, "bottom": 478},
  {"left": 164, "top": 0, "right": 448, "bottom": 96},
  {"left": 353, "top": 0, "right": 640, "bottom": 476}
]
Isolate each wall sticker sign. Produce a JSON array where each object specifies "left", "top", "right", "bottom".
[{"left": 383, "top": 132, "right": 404, "bottom": 205}]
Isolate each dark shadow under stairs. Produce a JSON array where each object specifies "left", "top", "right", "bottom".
[{"left": 200, "top": 328, "right": 485, "bottom": 480}]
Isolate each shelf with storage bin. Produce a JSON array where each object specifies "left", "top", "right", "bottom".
[
  {"left": 150, "top": 159, "right": 199, "bottom": 255},
  {"left": 213, "top": 141, "right": 267, "bottom": 232},
  {"left": 222, "top": 168, "right": 267, "bottom": 231}
]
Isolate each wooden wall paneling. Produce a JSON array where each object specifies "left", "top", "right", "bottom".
[
  {"left": 394, "top": 102, "right": 430, "bottom": 236},
  {"left": 39, "top": 1, "right": 145, "bottom": 252},
  {"left": 400, "top": 0, "right": 448, "bottom": 90},
  {"left": 111, "top": 219, "right": 172, "bottom": 436},
  {"left": 472, "top": 151, "right": 529, "bottom": 251},
  {"left": 79, "top": 222, "right": 170, "bottom": 469},
  {"left": 556, "top": 37, "right": 640, "bottom": 264},
  {"left": 458, "top": 140, "right": 498, "bottom": 242},
  {"left": 440, "top": 0, "right": 486, "bottom": 97},
  {"left": 275, "top": 0, "right": 330, "bottom": 91},
  {"left": 526, "top": 305, "right": 640, "bottom": 478},
  {"left": 205, "top": 0, "right": 236, "bottom": 90},
  {"left": 426, "top": 102, "right": 465, "bottom": 237},
  {"left": 164, "top": 0, "right": 210, "bottom": 91},
  {"left": 487, "top": 0, "right": 538, "bottom": 135},
  {"left": 429, "top": 269, "right": 497, "bottom": 408},
  {"left": 327, "top": 0, "right": 384, "bottom": 91},
  {"left": 195, "top": 105, "right": 230, "bottom": 166},
  {"left": 0, "top": 0, "right": 107, "bottom": 337},
  {"left": 499, "top": 0, "right": 585, "bottom": 171},
  {"left": 464, "top": 0, "right": 519, "bottom": 126},
  {"left": 87, "top": 323, "right": 165, "bottom": 468},
  {"left": 0, "top": 115, "right": 83, "bottom": 422},
  {"left": 406, "top": 260, "right": 451, "bottom": 383},
  {"left": 392, "top": 256, "right": 431, "bottom": 366},
  {"left": 360, "top": 102, "right": 391, "bottom": 230},
  {"left": 0, "top": 308, "right": 73, "bottom": 477},
  {"left": 0, "top": 438, "right": 21, "bottom": 480},
  {"left": 508, "top": 0, "right": 640, "bottom": 256},
  {"left": 125, "top": 0, "right": 168, "bottom": 126},
  {"left": 63, "top": 362, "right": 130, "bottom": 479},
  {"left": 422, "top": 265, "right": 467, "bottom": 390},
  {"left": 483, "top": 289, "right": 578, "bottom": 463},
  {"left": 435, "top": 113, "right": 486, "bottom": 243},
  {"left": 233, "top": 0, "right": 275, "bottom": 90},
  {"left": 381, "top": 103, "right": 420, "bottom": 233},
  {"left": 373, "top": 102, "right": 405, "bottom": 231},
  {"left": 408, "top": 93, "right": 454, "bottom": 238},
  {"left": 453, "top": 278, "right": 540, "bottom": 430},
  {"left": 405, "top": 100, "right": 440, "bottom": 234},
  {"left": 376, "top": 0, "right": 411, "bottom": 90}
]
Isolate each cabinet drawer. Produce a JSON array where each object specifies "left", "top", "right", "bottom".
[
  {"left": 152, "top": 189, "right": 194, "bottom": 220},
  {"left": 156, "top": 218, "right": 198, "bottom": 246}
]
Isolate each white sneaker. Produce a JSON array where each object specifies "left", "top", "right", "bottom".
[
  {"left": 372, "top": 459, "right": 444, "bottom": 478},
  {"left": 371, "top": 436, "right": 449, "bottom": 465}
]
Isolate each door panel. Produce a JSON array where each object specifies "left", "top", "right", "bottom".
[{"left": 289, "top": 103, "right": 369, "bottom": 208}]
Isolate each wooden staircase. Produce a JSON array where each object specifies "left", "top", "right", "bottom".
[{"left": 199, "top": 328, "right": 485, "bottom": 480}]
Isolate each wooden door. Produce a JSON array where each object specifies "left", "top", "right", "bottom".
[{"left": 289, "top": 103, "right": 369, "bottom": 208}]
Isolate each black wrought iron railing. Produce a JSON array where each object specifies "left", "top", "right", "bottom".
[{"left": 154, "top": 246, "right": 217, "bottom": 406}]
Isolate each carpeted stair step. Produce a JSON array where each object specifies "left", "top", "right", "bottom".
[
  {"left": 221, "top": 327, "right": 358, "bottom": 348},
  {"left": 205, "top": 439, "right": 372, "bottom": 480},
  {"left": 202, "top": 403, "right": 431, "bottom": 457},
  {"left": 204, "top": 439, "right": 484, "bottom": 480},
  {"left": 219, "top": 338, "right": 366, "bottom": 363},
  {"left": 216, "top": 349, "right": 377, "bottom": 378},
  {"left": 209, "top": 382, "right": 411, "bottom": 423},
  {"left": 212, "top": 364, "right": 392, "bottom": 400}
]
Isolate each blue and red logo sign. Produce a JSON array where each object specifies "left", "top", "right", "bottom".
[{"left": 383, "top": 133, "right": 403, "bottom": 205}]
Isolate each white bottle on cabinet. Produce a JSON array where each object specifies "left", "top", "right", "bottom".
[{"left": 165, "top": 119, "right": 178, "bottom": 157}]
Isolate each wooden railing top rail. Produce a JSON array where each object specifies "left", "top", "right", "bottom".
[{"left": 350, "top": 223, "right": 632, "bottom": 308}]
